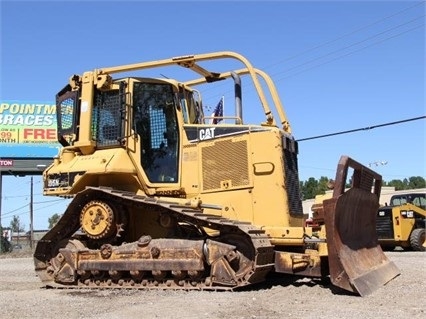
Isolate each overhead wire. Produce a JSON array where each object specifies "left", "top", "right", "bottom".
[
  {"left": 264, "top": 1, "right": 425, "bottom": 69},
  {"left": 297, "top": 116, "right": 426, "bottom": 142},
  {"left": 1, "top": 203, "right": 29, "bottom": 217},
  {"left": 2, "top": 193, "right": 45, "bottom": 199},
  {"left": 1, "top": 198, "right": 67, "bottom": 218},
  {"left": 200, "top": 1, "right": 424, "bottom": 105},
  {"left": 272, "top": 16, "right": 424, "bottom": 80},
  {"left": 2, "top": 199, "right": 69, "bottom": 229},
  {"left": 274, "top": 23, "right": 424, "bottom": 81}
]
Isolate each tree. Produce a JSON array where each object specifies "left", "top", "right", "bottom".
[
  {"left": 300, "top": 176, "right": 332, "bottom": 200},
  {"left": 386, "top": 179, "right": 404, "bottom": 190},
  {"left": 317, "top": 176, "right": 331, "bottom": 195},
  {"left": 408, "top": 176, "right": 426, "bottom": 189},
  {"left": 300, "top": 175, "right": 425, "bottom": 200},
  {"left": 301, "top": 177, "right": 319, "bottom": 200},
  {"left": 10, "top": 215, "right": 25, "bottom": 233},
  {"left": 48, "top": 213, "right": 62, "bottom": 229},
  {"left": 0, "top": 225, "right": 12, "bottom": 253}
]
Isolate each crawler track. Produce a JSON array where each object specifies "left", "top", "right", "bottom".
[{"left": 34, "top": 187, "right": 275, "bottom": 290}]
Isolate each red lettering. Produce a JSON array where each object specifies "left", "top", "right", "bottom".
[
  {"left": 23, "top": 128, "right": 33, "bottom": 139},
  {"left": 33, "top": 129, "right": 45, "bottom": 139},
  {"left": 23, "top": 128, "right": 57, "bottom": 140},
  {"left": 46, "top": 129, "right": 56, "bottom": 139}
]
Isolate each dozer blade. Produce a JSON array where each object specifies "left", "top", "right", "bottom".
[{"left": 323, "top": 156, "right": 400, "bottom": 297}]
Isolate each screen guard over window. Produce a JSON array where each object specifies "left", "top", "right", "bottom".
[
  {"left": 133, "top": 82, "right": 179, "bottom": 183},
  {"left": 91, "top": 88, "right": 124, "bottom": 147},
  {"left": 56, "top": 87, "right": 79, "bottom": 147}
]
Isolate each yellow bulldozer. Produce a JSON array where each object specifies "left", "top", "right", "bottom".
[{"left": 34, "top": 51, "right": 399, "bottom": 296}]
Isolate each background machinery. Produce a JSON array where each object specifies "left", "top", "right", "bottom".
[
  {"left": 34, "top": 51, "right": 400, "bottom": 296},
  {"left": 377, "top": 193, "right": 426, "bottom": 251}
]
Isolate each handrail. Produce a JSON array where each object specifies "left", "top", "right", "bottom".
[{"left": 88, "top": 51, "right": 290, "bottom": 132}]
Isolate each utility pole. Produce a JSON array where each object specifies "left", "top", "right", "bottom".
[{"left": 30, "top": 176, "right": 34, "bottom": 249}]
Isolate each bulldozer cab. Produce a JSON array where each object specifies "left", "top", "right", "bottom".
[
  {"left": 388, "top": 193, "right": 426, "bottom": 210},
  {"left": 56, "top": 76, "right": 205, "bottom": 186}
]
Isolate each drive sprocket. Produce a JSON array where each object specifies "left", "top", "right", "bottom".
[{"left": 80, "top": 200, "right": 116, "bottom": 240}]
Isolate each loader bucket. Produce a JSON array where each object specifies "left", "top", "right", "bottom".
[{"left": 322, "top": 156, "right": 400, "bottom": 296}]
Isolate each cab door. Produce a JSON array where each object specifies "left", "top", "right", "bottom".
[{"left": 132, "top": 80, "right": 180, "bottom": 184}]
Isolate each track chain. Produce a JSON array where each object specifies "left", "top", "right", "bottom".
[{"left": 34, "top": 186, "right": 275, "bottom": 290}]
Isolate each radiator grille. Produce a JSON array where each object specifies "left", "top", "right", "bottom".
[
  {"left": 284, "top": 149, "right": 303, "bottom": 216},
  {"left": 376, "top": 209, "right": 394, "bottom": 239},
  {"left": 201, "top": 139, "right": 249, "bottom": 191},
  {"left": 283, "top": 136, "right": 303, "bottom": 216}
]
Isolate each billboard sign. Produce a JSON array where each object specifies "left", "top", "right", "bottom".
[{"left": 0, "top": 101, "right": 61, "bottom": 158}]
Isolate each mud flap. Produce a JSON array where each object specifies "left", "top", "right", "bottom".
[{"left": 323, "top": 156, "right": 400, "bottom": 296}]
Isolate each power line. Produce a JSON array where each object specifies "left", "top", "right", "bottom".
[
  {"left": 33, "top": 200, "right": 68, "bottom": 212},
  {"left": 33, "top": 199, "right": 66, "bottom": 204},
  {"left": 1, "top": 203, "right": 29, "bottom": 217},
  {"left": 1, "top": 198, "right": 67, "bottom": 217},
  {"left": 274, "top": 23, "right": 423, "bottom": 81},
  {"left": 272, "top": 16, "right": 424, "bottom": 79},
  {"left": 201, "top": 18, "right": 423, "bottom": 106},
  {"left": 264, "top": 1, "right": 425, "bottom": 69},
  {"left": 2, "top": 193, "right": 44, "bottom": 199},
  {"left": 297, "top": 115, "right": 426, "bottom": 142}
]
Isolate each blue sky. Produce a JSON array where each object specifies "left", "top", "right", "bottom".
[{"left": 0, "top": 0, "right": 425, "bottom": 230}]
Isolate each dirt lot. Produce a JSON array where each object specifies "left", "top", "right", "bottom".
[{"left": 0, "top": 251, "right": 425, "bottom": 319}]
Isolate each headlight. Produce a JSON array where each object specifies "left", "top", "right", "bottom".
[{"left": 401, "top": 210, "right": 414, "bottom": 218}]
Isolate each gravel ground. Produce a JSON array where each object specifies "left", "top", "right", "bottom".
[{"left": 0, "top": 251, "right": 425, "bottom": 319}]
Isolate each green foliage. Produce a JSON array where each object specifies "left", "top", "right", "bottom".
[
  {"left": 48, "top": 213, "right": 62, "bottom": 229},
  {"left": 408, "top": 176, "right": 426, "bottom": 189},
  {"left": 10, "top": 215, "right": 25, "bottom": 233},
  {"left": 301, "top": 176, "right": 425, "bottom": 199},
  {"left": 1, "top": 236, "right": 12, "bottom": 253},
  {"left": 318, "top": 176, "right": 331, "bottom": 194},
  {"left": 301, "top": 177, "right": 317, "bottom": 200},
  {"left": 300, "top": 176, "right": 331, "bottom": 200},
  {"left": 385, "top": 176, "right": 426, "bottom": 190},
  {"left": 1, "top": 226, "right": 12, "bottom": 253}
]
